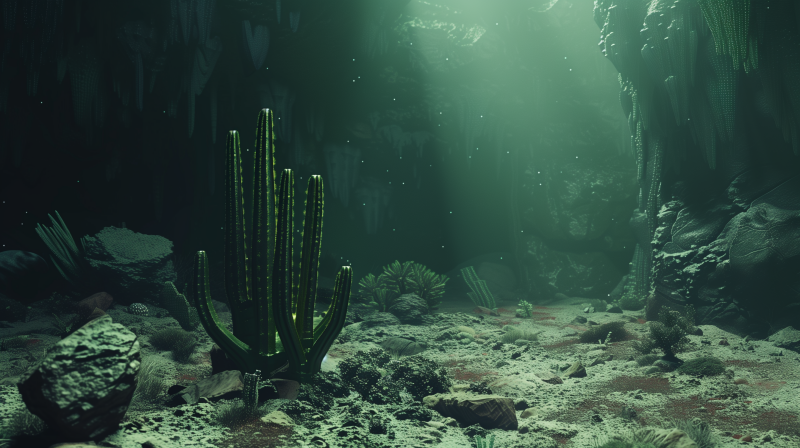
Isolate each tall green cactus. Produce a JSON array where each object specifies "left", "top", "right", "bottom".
[{"left": 191, "top": 108, "right": 352, "bottom": 383}]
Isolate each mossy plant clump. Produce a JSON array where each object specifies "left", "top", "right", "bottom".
[
  {"left": 676, "top": 356, "right": 726, "bottom": 377},
  {"left": 579, "top": 321, "right": 629, "bottom": 344},
  {"left": 358, "top": 261, "right": 448, "bottom": 313},
  {"left": 148, "top": 327, "right": 197, "bottom": 363}
]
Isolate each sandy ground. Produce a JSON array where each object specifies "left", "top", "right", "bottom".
[{"left": 1, "top": 294, "right": 798, "bottom": 448}]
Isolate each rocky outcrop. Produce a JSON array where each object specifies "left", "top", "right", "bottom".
[
  {"left": 595, "top": 0, "right": 800, "bottom": 335},
  {"left": 82, "top": 226, "right": 176, "bottom": 306},
  {"left": 18, "top": 315, "right": 140, "bottom": 442}
]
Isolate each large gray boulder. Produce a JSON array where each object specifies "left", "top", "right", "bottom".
[
  {"left": 82, "top": 226, "right": 176, "bottom": 306},
  {"left": 18, "top": 315, "right": 140, "bottom": 442}
]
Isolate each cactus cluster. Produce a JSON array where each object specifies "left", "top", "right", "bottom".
[{"left": 190, "top": 109, "right": 352, "bottom": 384}]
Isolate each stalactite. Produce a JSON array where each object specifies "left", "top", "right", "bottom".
[
  {"left": 378, "top": 124, "right": 410, "bottom": 157},
  {"left": 210, "top": 81, "right": 217, "bottom": 143},
  {"left": 323, "top": 144, "right": 361, "bottom": 207},
  {"left": 306, "top": 105, "right": 325, "bottom": 142},
  {"left": 118, "top": 21, "right": 154, "bottom": 112},
  {"left": 68, "top": 39, "right": 105, "bottom": 143},
  {"left": 408, "top": 131, "right": 431, "bottom": 158},
  {"left": 241, "top": 20, "right": 269, "bottom": 72},
  {"left": 289, "top": 10, "right": 300, "bottom": 33},
  {"left": 2, "top": 0, "right": 18, "bottom": 32},
  {"left": 263, "top": 80, "right": 294, "bottom": 143},
  {"left": 690, "top": 95, "right": 718, "bottom": 169},
  {"left": 175, "top": 0, "right": 194, "bottom": 45},
  {"left": 698, "top": 0, "right": 757, "bottom": 72},
  {"left": 356, "top": 178, "right": 391, "bottom": 235},
  {"left": 195, "top": 0, "right": 215, "bottom": 46},
  {"left": 705, "top": 38, "right": 738, "bottom": 142},
  {"left": 276, "top": 0, "right": 282, "bottom": 24},
  {"left": 188, "top": 35, "right": 222, "bottom": 136}
]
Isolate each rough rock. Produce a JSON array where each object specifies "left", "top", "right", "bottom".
[
  {"left": 388, "top": 293, "right": 428, "bottom": 324},
  {"left": 261, "top": 411, "right": 295, "bottom": 427},
  {"left": 536, "top": 371, "right": 563, "bottom": 385},
  {"left": 630, "top": 427, "right": 698, "bottom": 448},
  {"left": 167, "top": 370, "right": 244, "bottom": 406},
  {"left": 82, "top": 226, "right": 176, "bottom": 306},
  {"left": 422, "top": 393, "right": 517, "bottom": 430},
  {"left": 18, "top": 315, "right": 140, "bottom": 442},
  {"left": 380, "top": 336, "right": 427, "bottom": 356},
  {"left": 768, "top": 326, "right": 800, "bottom": 352},
  {"left": 563, "top": 360, "right": 587, "bottom": 378}
]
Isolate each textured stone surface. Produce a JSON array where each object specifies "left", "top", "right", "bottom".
[
  {"left": 168, "top": 370, "right": 243, "bottom": 406},
  {"left": 18, "top": 315, "right": 140, "bottom": 442},
  {"left": 83, "top": 226, "right": 176, "bottom": 306},
  {"left": 387, "top": 294, "right": 428, "bottom": 324},
  {"left": 630, "top": 427, "right": 698, "bottom": 448},
  {"left": 422, "top": 393, "right": 517, "bottom": 430},
  {"left": 768, "top": 326, "right": 800, "bottom": 352}
]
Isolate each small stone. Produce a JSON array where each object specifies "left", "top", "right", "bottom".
[{"left": 563, "top": 360, "right": 587, "bottom": 378}]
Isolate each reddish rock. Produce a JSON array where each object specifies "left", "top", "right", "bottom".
[{"left": 77, "top": 292, "right": 114, "bottom": 314}]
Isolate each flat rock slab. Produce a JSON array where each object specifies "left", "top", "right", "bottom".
[
  {"left": 168, "top": 370, "right": 243, "bottom": 406},
  {"left": 422, "top": 393, "right": 517, "bottom": 430}
]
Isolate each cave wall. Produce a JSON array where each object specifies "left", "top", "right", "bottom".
[{"left": 595, "top": 0, "right": 800, "bottom": 336}]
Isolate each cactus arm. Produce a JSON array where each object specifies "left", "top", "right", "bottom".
[
  {"left": 306, "top": 266, "right": 352, "bottom": 381},
  {"left": 252, "top": 108, "right": 278, "bottom": 355},
  {"left": 224, "top": 130, "right": 256, "bottom": 342},
  {"left": 273, "top": 169, "right": 306, "bottom": 378},
  {"left": 295, "top": 175, "right": 323, "bottom": 349},
  {"left": 192, "top": 250, "right": 255, "bottom": 372}
]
